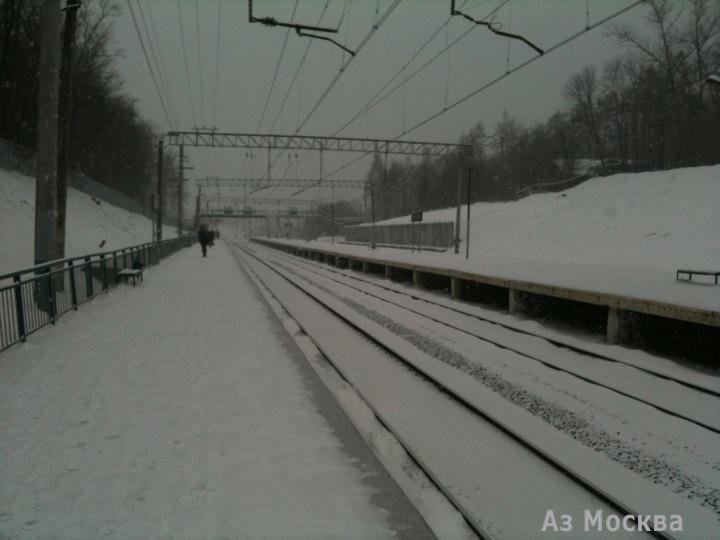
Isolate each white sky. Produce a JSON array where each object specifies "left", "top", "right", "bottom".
[{"left": 112, "top": 0, "right": 650, "bottom": 204}]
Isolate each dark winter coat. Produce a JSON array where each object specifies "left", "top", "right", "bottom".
[{"left": 198, "top": 228, "right": 212, "bottom": 246}]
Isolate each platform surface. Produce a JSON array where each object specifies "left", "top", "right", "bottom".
[
  {"left": 260, "top": 238, "right": 720, "bottom": 325},
  {"left": 0, "top": 242, "right": 431, "bottom": 539}
]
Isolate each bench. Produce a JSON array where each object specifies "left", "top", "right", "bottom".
[
  {"left": 676, "top": 269, "right": 720, "bottom": 285},
  {"left": 117, "top": 268, "right": 144, "bottom": 286}
]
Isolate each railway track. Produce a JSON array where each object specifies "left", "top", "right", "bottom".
[
  {"left": 253, "top": 240, "right": 720, "bottom": 398},
  {"left": 228, "top": 240, "right": 719, "bottom": 539},
  {"left": 249, "top": 241, "right": 720, "bottom": 435}
]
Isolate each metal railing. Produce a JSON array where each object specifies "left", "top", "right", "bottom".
[{"left": 0, "top": 236, "right": 194, "bottom": 352}]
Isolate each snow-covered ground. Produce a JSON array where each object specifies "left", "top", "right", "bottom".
[
  {"left": 377, "top": 165, "right": 720, "bottom": 273},
  {"left": 0, "top": 242, "right": 431, "bottom": 538},
  {"left": 0, "top": 167, "right": 175, "bottom": 275},
  {"left": 257, "top": 236, "right": 720, "bottom": 314},
  {"left": 234, "top": 241, "right": 720, "bottom": 538}
]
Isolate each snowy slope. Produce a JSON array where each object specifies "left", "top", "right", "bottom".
[
  {"left": 0, "top": 168, "right": 175, "bottom": 274},
  {"left": 378, "top": 165, "right": 720, "bottom": 272}
]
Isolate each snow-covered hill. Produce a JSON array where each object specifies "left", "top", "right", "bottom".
[
  {"left": 0, "top": 168, "right": 175, "bottom": 274},
  {"left": 378, "top": 165, "right": 720, "bottom": 272}
]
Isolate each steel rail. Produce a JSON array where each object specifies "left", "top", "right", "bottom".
[
  {"left": 230, "top": 240, "right": 662, "bottom": 538},
  {"left": 253, "top": 243, "right": 720, "bottom": 434},
  {"left": 256, "top": 241, "right": 720, "bottom": 399}
]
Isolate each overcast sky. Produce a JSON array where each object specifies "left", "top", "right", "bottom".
[{"left": 111, "top": 0, "right": 650, "bottom": 204}]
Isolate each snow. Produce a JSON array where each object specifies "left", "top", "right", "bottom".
[
  {"left": 0, "top": 243, "right": 420, "bottom": 538},
  {"left": 237, "top": 243, "right": 719, "bottom": 538},
  {"left": 0, "top": 167, "right": 175, "bottom": 275},
  {"left": 376, "top": 165, "right": 720, "bottom": 273},
  {"left": 261, "top": 237, "right": 720, "bottom": 314}
]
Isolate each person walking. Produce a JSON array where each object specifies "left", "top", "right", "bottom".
[{"left": 198, "top": 224, "right": 212, "bottom": 257}]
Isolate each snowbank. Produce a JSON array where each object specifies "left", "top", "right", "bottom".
[
  {"left": 376, "top": 165, "right": 720, "bottom": 272},
  {"left": 0, "top": 168, "right": 175, "bottom": 274}
]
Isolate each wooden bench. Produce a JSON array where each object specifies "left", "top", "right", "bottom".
[
  {"left": 676, "top": 269, "right": 720, "bottom": 285},
  {"left": 117, "top": 268, "right": 144, "bottom": 286}
]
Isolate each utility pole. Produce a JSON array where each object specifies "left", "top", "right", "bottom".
[
  {"left": 465, "top": 168, "right": 472, "bottom": 260},
  {"left": 194, "top": 186, "right": 202, "bottom": 230},
  {"left": 454, "top": 170, "right": 462, "bottom": 254},
  {"left": 150, "top": 193, "right": 156, "bottom": 241},
  {"left": 370, "top": 186, "right": 376, "bottom": 249},
  {"left": 34, "top": 0, "right": 63, "bottom": 266},
  {"left": 156, "top": 139, "right": 164, "bottom": 242},
  {"left": 56, "top": 0, "right": 80, "bottom": 259},
  {"left": 331, "top": 182, "right": 335, "bottom": 244},
  {"left": 177, "top": 144, "right": 185, "bottom": 237}
]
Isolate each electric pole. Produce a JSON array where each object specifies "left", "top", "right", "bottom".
[
  {"left": 34, "top": 0, "right": 63, "bottom": 266},
  {"left": 465, "top": 168, "right": 472, "bottom": 260},
  {"left": 177, "top": 144, "right": 184, "bottom": 237},
  {"left": 56, "top": 0, "right": 81, "bottom": 259},
  {"left": 454, "top": 170, "right": 462, "bottom": 254},
  {"left": 194, "top": 186, "right": 202, "bottom": 230},
  {"left": 156, "top": 139, "right": 164, "bottom": 242}
]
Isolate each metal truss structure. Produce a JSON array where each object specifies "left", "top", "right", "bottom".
[
  {"left": 198, "top": 213, "right": 267, "bottom": 219},
  {"left": 200, "top": 195, "right": 315, "bottom": 207},
  {"left": 166, "top": 131, "right": 468, "bottom": 156},
  {"left": 195, "top": 177, "right": 368, "bottom": 189}
]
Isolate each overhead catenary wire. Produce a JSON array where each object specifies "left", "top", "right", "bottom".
[
  {"left": 212, "top": 0, "right": 222, "bottom": 127},
  {"left": 176, "top": 0, "right": 197, "bottom": 126},
  {"left": 399, "top": 0, "right": 646, "bottom": 138},
  {"left": 316, "top": 0, "right": 647, "bottom": 183},
  {"left": 267, "top": 1, "right": 332, "bottom": 134},
  {"left": 195, "top": 0, "right": 205, "bottom": 123},
  {"left": 257, "top": 0, "right": 301, "bottom": 132},
  {"left": 137, "top": 0, "right": 180, "bottom": 128},
  {"left": 277, "top": 0, "right": 475, "bottom": 182},
  {"left": 276, "top": 0, "right": 404, "bottom": 186},
  {"left": 325, "top": 0, "right": 512, "bottom": 139},
  {"left": 293, "top": 0, "right": 403, "bottom": 135},
  {"left": 126, "top": 0, "right": 176, "bottom": 129}
]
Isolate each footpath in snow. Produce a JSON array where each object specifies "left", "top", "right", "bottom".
[{"left": 0, "top": 242, "right": 431, "bottom": 538}]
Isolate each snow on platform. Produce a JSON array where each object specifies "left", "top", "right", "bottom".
[
  {"left": 262, "top": 238, "right": 720, "bottom": 318},
  {"left": 316, "top": 165, "right": 720, "bottom": 315},
  {"left": 0, "top": 242, "right": 426, "bottom": 538}
]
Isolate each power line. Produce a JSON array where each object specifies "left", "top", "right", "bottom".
[
  {"left": 267, "top": 1, "right": 332, "bottom": 134},
  {"left": 277, "top": 0, "right": 404, "bottom": 187},
  {"left": 279, "top": 0, "right": 479, "bottom": 179},
  {"left": 337, "top": 1, "right": 470, "bottom": 136},
  {"left": 257, "top": 0, "right": 300, "bottom": 131},
  {"left": 212, "top": 0, "right": 222, "bottom": 127},
  {"left": 195, "top": 0, "right": 205, "bottom": 123},
  {"left": 398, "top": 0, "right": 646, "bottom": 139},
  {"left": 294, "top": 0, "right": 403, "bottom": 135},
  {"left": 316, "top": 1, "right": 646, "bottom": 182},
  {"left": 137, "top": 0, "right": 179, "bottom": 127},
  {"left": 332, "top": 0, "right": 516, "bottom": 136},
  {"left": 176, "top": 0, "right": 196, "bottom": 126},
  {"left": 126, "top": 0, "right": 175, "bottom": 129},
  {"left": 334, "top": 12, "right": 478, "bottom": 135}
]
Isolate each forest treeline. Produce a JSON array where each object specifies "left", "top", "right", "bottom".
[
  {"left": 0, "top": 0, "right": 177, "bottom": 205},
  {"left": 367, "top": 0, "right": 720, "bottom": 221}
]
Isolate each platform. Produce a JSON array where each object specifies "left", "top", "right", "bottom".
[
  {"left": 255, "top": 237, "right": 720, "bottom": 326},
  {"left": 0, "top": 242, "right": 431, "bottom": 538}
]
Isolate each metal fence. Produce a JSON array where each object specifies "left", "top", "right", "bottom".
[{"left": 0, "top": 236, "right": 193, "bottom": 353}]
